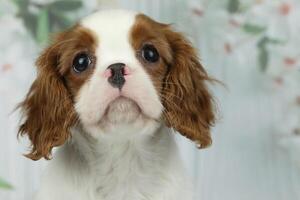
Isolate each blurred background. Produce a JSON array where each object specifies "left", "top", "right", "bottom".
[{"left": 1, "top": 0, "right": 300, "bottom": 199}]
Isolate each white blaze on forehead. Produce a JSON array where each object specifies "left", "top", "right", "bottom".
[{"left": 80, "top": 10, "right": 138, "bottom": 70}]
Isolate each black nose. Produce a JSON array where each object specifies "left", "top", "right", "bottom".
[{"left": 107, "top": 63, "right": 126, "bottom": 90}]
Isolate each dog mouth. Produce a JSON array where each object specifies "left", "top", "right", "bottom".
[{"left": 101, "top": 97, "right": 142, "bottom": 124}]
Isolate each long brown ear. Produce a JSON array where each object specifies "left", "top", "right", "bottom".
[
  {"left": 18, "top": 35, "right": 77, "bottom": 160},
  {"left": 162, "top": 28, "right": 215, "bottom": 148}
]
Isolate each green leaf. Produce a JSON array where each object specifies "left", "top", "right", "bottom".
[
  {"left": 258, "top": 36, "right": 285, "bottom": 48},
  {"left": 36, "top": 9, "right": 49, "bottom": 44},
  {"left": 257, "top": 36, "right": 268, "bottom": 48},
  {"left": 257, "top": 37, "right": 269, "bottom": 72},
  {"left": 19, "top": 12, "right": 38, "bottom": 38},
  {"left": 14, "top": 0, "right": 37, "bottom": 38},
  {"left": 267, "top": 38, "right": 285, "bottom": 44},
  {"left": 49, "top": 10, "right": 75, "bottom": 30},
  {"left": 227, "top": 0, "right": 240, "bottom": 13},
  {"left": 0, "top": 178, "right": 13, "bottom": 190},
  {"left": 49, "top": 0, "right": 82, "bottom": 11},
  {"left": 256, "top": 36, "right": 285, "bottom": 72},
  {"left": 258, "top": 47, "right": 269, "bottom": 72},
  {"left": 243, "top": 23, "right": 266, "bottom": 35},
  {"left": 13, "top": 0, "right": 30, "bottom": 9},
  {"left": 55, "top": 15, "right": 74, "bottom": 29}
]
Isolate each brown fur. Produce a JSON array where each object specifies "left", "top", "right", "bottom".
[
  {"left": 19, "top": 14, "right": 215, "bottom": 161},
  {"left": 18, "top": 25, "right": 97, "bottom": 160},
  {"left": 131, "top": 14, "right": 215, "bottom": 148},
  {"left": 130, "top": 14, "right": 172, "bottom": 93}
]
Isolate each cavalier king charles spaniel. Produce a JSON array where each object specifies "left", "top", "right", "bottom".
[{"left": 18, "top": 9, "right": 215, "bottom": 200}]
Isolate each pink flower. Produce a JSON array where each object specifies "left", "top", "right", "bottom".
[
  {"left": 279, "top": 2, "right": 292, "bottom": 16},
  {"left": 284, "top": 57, "right": 297, "bottom": 66},
  {"left": 224, "top": 43, "right": 232, "bottom": 54},
  {"left": 295, "top": 96, "right": 300, "bottom": 105},
  {"left": 274, "top": 77, "right": 284, "bottom": 86},
  {"left": 228, "top": 18, "right": 241, "bottom": 28},
  {"left": 192, "top": 8, "right": 204, "bottom": 17},
  {"left": 1, "top": 63, "right": 13, "bottom": 73}
]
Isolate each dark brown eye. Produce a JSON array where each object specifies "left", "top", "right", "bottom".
[
  {"left": 141, "top": 44, "right": 159, "bottom": 63},
  {"left": 73, "top": 53, "right": 91, "bottom": 73}
]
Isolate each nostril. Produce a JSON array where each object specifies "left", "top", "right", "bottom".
[
  {"left": 120, "top": 67, "right": 125, "bottom": 76},
  {"left": 107, "top": 63, "right": 125, "bottom": 74},
  {"left": 107, "top": 63, "right": 126, "bottom": 90},
  {"left": 123, "top": 66, "right": 131, "bottom": 76},
  {"left": 104, "top": 69, "right": 112, "bottom": 78}
]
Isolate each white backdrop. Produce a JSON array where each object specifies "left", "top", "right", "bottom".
[{"left": 1, "top": 0, "right": 300, "bottom": 200}]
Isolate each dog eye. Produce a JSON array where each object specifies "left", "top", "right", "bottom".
[
  {"left": 141, "top": 44, "right": 159, "bottom": 63},
  {"left": 73, "top": 53, "right": 91, "bottom": 73}
]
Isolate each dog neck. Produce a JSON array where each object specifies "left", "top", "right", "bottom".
[
  {"left": 56, "top": 123, "right": 186, "bottom": 199},
  {"left": 71, "top": 123, "right": 173, "bottom": 162}
]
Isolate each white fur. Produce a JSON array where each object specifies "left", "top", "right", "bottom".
[
  {"left": 76, "top": 10, "right": 163, "bottom": 135},
  {"left": 34, "top": 10, "right": 194, "bottom": 200},
  {"left": 34, "top": 127, "right": 193, "bottom": 200}
]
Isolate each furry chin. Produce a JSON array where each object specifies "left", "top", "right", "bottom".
[{"left": 101, "top": 97, "right": 142, "bottom": 124}]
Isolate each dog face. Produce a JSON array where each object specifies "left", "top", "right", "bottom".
[{"left": 18, "top": 10, "right": 215, "bottom": 160}]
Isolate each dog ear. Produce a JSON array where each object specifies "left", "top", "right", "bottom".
[
  {"left": 18, "top": 33, "right": 77, "bottom": 160},
  {"left": 162, "top": 28, "right": 215, "bottom": 148}
]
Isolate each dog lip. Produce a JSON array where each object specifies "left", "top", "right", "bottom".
[
  {"left": 98, "top": 96, "right": 158, "bottom": 125},
  {"left": 103, "top": 96, "right": 140, "bottom": 115},
  {"left": 118, "top": 96, "right": 158, "bottom": 120}
]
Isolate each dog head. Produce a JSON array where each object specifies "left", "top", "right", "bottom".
[{"left": 18, "top": 10, "right": 215, "bottom": 160}]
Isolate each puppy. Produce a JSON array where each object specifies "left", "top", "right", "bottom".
[{"left": 18, "top": 9, "right": 215, "bottom": 200}]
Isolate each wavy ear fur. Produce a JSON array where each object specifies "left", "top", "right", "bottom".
[
  {"left": 18, "top": 34, "right": 77, "bottom": 160},
  {"left": 162, "top": 28, "right": 215, "bottom": 148}
]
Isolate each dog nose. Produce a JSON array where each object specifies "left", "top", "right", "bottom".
[{"left": 107, "top": 63, "right": 126, "bottom": 90}]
